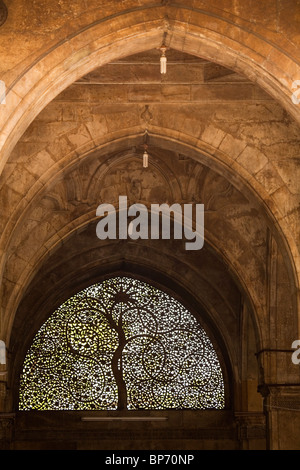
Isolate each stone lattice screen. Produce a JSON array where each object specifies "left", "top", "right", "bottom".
[{"left": 19, "top": 276, "right": 225, "bottom": 411}]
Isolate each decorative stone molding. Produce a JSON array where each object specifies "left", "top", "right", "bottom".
[
  {"left": 0, "top": 1, "right": 7, "bottom": 27},
  {"left": 263, "top": 385, "right": 300, "bottom": 411}
]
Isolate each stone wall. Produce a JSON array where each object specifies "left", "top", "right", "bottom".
[{"left": 0, "top": 1, "right": 299, "bottom": 450}]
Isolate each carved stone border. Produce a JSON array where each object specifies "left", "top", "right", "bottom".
[
  {"left": 0, "top": 1, "right": 7, "bottom": 27},
  {"left": 259, "top": 384, "right": 300, "bottom": 411}
]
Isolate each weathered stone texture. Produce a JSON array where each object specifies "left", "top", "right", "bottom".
[{"left": 0, "top": 0, "right": 299, "bottom": 451}]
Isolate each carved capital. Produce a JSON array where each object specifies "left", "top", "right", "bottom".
[
  {"left": 267, "top": 385, "right": 300, "bottom": 411},
  {"left": 0, "top": 1, "right": 7, "bottom": 27}
]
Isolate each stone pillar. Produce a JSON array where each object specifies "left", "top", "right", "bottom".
[
  {"left": 0, "top": 368, "right": 8, "bottom": 413},
  {"left": 0, "top": 340, "right": 10, "bottom": 414},
  {"left": 260, "top": 385, "right": 300, "bottom": 450}
]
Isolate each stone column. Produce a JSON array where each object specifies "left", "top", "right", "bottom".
[
  {"left": 259, "top": 385, "right": 300, "bottom": 450},
  {"left": 0, "top": 340, "right": 10, "bottom": 414},
  {"left": 0, "top": 366, "right": 8, "bottom": 413}
]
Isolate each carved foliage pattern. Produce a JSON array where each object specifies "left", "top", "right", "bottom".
[{"left": 19, "top": 276, "right": 225, "bottom": 410}]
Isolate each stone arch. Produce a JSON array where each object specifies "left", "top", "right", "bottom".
[
  {"left": 1, "top": 2, "right": 299, "bottom": 450},
  {"left": 1, "top": 127, "right": 298, "bottom": 346},
  {"left": 0, "top": 155, "right": 292, "bottom": 412},
  {"left": 0, "top": 10, "right": 298, "bottom": 343},
  {"left": 9, "top": 249, "right": 241, "bottom": 413},
  {"left": 1, "top": 120, "right": 298, "bottom": 272},
  {"left": 1, "top": 3, "right": 300, "bottom": 175}
]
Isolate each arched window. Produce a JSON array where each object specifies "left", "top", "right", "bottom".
[{"left": 19, "top": 276, "right": 225, "bottom": 411}]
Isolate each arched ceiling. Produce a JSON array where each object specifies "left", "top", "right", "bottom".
[
  {"left": 1, "top": 2, "right": 300, "bottom": 174},
  {"left": 1, "top": 45, "right": 299, "bottom": 352},
  {"left": 0, "top": 4, "right": 299, "bottom": 408}
]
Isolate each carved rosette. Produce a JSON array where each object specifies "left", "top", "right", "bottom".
[{"left": 0, "top": 1, "right": 7, "bottom": 27}]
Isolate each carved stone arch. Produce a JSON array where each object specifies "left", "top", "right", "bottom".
[
  {"left": 0, "top": 2, "right": 299, "bottom": 450},
  {"left": 10, "top": 253, "right": 238, "bottom": 411},
  {"left": 84, "top": 149, "right": 182, "bottom": 205},
  {"left": 1, "top": 5, "right": 300, "bottom": 172},
  {"left": 1, "top": 129, "right": 297, "bottom": 357},
  {"left": 0, "top": 1, "right": 7, "bottom": 27}
]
